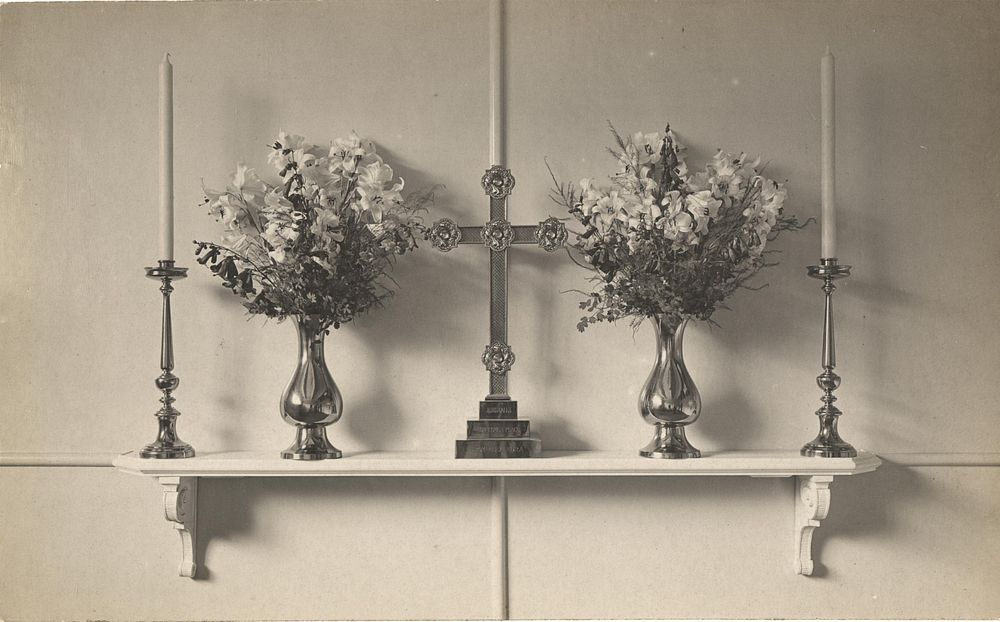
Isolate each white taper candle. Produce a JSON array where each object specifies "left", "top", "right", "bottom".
[
  {"left": 489, "top": 0, "right": 504, "bottom": 166},
  {"left": 820, "top": 47, "right": 836, "bottom": 259},
  {"left": 159, "top": 53, "right": 174, "bottom": 261}
]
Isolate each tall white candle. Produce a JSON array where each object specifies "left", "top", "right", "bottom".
[
  {"left": 159, "top": 53, "right": 174, "bottom": 261},
  {"left": 820, "top": 47, "right": 836, "bottom": 259},
  {"left": 488, "top": 0, "right": 504, "bottom": 166}
]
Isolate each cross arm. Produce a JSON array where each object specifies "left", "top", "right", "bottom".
[
  {"left": 511, "top": 226, "right": 539, "bottom": 244},
  {"left": 458, "top": 225, "right": 545, "bottom": 245},
  {"left": 429, "top": 217, "right": 567, "bottom": 253},
  {"left": 459, "top": 226, "right": 484, "bottom": 244}
]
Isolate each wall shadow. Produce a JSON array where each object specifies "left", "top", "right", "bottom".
[
  {"left": 808, "top": 463, "right": 930, "bottom": 578},
  {"left": 532, "top": 413, "right": 593, "bottom": 452},
  {"left": 696, "top": 386, "right": 769, "bottom": 451},
  {"left": 195, "top": 475, "right": 490, "bottom": 581},
  {"left": 203, "top": 288, "right": 259, "bottom": 450},
  {"left": 512, "top": 244, "right": 586, "bottom": 449},
  {"left": 335, "top": 156, "right": 481, "bottom": 449},
  {"left": 510, "top": 472, "right": 772, "bottom": 506}
]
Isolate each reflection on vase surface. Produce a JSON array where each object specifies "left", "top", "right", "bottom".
[
  {"left": 280, "top": 314, "right": 343, "bottom": 460},
  {"left": 638, "top": 316, "right": 702, "bottom": 459}
]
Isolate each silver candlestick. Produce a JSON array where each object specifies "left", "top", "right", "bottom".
[
  {"left": 140, "top": 259, "right": 195, "bottom": 459},
  {"left": 802, "top": 257, "right": 856, "bottom": 458}
]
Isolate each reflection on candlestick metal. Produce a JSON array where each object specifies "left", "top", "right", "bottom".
[
  {"left": 139, "top": 259, "right": 195, "bottom": 459},
  {"left": 801, "top": 258, "right": 856, "bottom": 458}
]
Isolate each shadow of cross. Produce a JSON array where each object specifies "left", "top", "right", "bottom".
[{"left": 428, "top": 165, "right": 567, "bottom": 459}]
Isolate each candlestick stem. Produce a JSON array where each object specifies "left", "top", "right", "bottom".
[
  {"left": 802, "top": 258, "right": 856, "bottom": 458},
  {"left": 140, "top": 260, "right": 194, "bottom": 459}
]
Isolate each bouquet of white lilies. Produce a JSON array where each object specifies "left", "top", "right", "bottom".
[
  {"left": 551, "top": 124, "right": 803, "bottom": 331},
  {"left": 195, "top": 132, "right": 431, "bottom": 329}
]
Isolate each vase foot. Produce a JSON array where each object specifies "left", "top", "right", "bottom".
[
  {"left": 281, "top": 426, "right": 342, "bottom": 460},
  {"left": 640, "top": 424, "right": 701, "bottom": 459}
]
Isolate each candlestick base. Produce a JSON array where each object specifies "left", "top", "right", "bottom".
[
  {"left": 802, "top": 441, "right": 856, "bottom": 458},
  {"left": 141, "top": 441, "right": 196, "bottom": 460},
  {"left": 801, "top": 403, "right": 856, "bottom": 458}
]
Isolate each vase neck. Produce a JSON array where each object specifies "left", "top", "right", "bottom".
[
  {"left": 652, "top": 316, "right": 687, "bottom": 360},
  {"left": 653, "top": 316, "right": 686, "bottom": 340},
  {"left": 295, "top": 315, "right": 327, "bottom": 363}
]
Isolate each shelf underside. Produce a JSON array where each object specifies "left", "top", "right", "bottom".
[{"left": 114, "top": 449, "right": 880, "bottom": 478}]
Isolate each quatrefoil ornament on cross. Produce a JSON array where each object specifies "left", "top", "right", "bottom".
[
  {"left": 534, "top": 216, "right": 568, "bottom": 253},
  {"left": 482, "top": 218, "right": 515, "bottom": 252},
  {"left": 481, "top": 165, "right": 516, "bottom": 199},
  {"left": 482, "top": 341, "right": 516, "bottom": 375},
  {"left": 429, "top": 218, "right": 463, "bottom": 252}
]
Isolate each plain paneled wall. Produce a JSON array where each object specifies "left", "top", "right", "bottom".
[{"left": 1, "top": 1, "right": 998, "bottom": 619}]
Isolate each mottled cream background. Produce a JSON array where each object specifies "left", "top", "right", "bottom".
[{"left": 1, "top": 0, "right": 998, "bottom": 619}]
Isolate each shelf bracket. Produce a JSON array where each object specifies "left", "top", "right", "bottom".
[
  {"left": 794, "top": 474, "right": 833, "bottom": 575},
  {"left": 159, "top": 475, "right": 198, "bottom": 578}
]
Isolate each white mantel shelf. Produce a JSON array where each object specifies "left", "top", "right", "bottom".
[
  {"left": 113, "top": 449, "right": 880, "bottom": 582},
  {"left": 114, "top": 449, "right": 880, "bottom": 478}
]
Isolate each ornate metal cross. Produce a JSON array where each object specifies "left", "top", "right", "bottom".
[{"left": 429, "top": 165, "right": 567, "bottom": 458}]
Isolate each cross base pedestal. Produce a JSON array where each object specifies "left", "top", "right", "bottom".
[
  {"left": 467, "top": 419, "right": 530, "bottom": 438},
  {"left": 456, "top": 437, "right": 542, "bottom": 459},
  {"left": 455, "top": 400, "right": 542, "bottom": 458}
]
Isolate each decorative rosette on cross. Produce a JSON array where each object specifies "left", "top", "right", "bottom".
[
  {"left": 482, "top": 218, "right": 514, "bottom": 252},
  {"left": 482, "top": 342, "right": 515, "bottom": 374},
  {"left": 481, "top": 165, "right": 516, "bottom": 199},
  {"left": 534, "top": 217, "right": 568, "bottom": 253},
  {"left": 429, "top": 218, "right": 462, "bottom": 252}
]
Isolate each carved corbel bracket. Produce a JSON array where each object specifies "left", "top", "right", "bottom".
[
  {"left": 160, "top": 476, "right": 198, "bottom": 578},
  {"left": 794, "top": 474, "right": 833, "bottom": 575}
]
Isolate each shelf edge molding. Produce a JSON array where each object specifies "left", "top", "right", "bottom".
[
  {"left": 7, "top": 450, "right": 1000, "bottom": 468},
  {"left": 112, "top": 449, "right": 881, "bottom": 478}
]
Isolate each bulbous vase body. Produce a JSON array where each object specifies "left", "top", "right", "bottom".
[
  {"left": 638, "top": 316, "right": 702, "bottom": 458},
  {"left": 280, "top": 315, "right": 343, "bottom": 460}
]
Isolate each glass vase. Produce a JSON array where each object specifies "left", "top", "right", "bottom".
[
  {"left": 280, "top": 314, "right": 343, "bottom": 460},
  {"left": 638, "top": 316, "right": 702, "bottom": 459}
]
